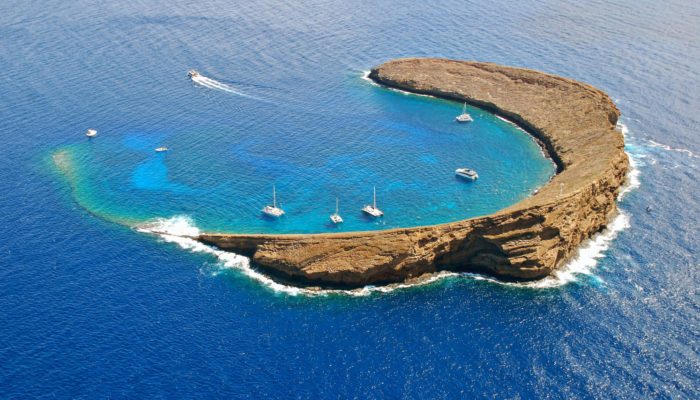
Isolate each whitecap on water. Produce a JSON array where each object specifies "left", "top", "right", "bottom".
[{"left": 645, "top": 139, "right": 699, "bottom": 159}]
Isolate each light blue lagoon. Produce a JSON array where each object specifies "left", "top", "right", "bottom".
[{"left": 55, "top": 74, "right": 554, "bottom": 234}]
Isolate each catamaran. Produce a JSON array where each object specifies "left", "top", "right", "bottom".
[
  {"left": 330, "top": 197, "right": 343, "bottom": 224},
  {"left": 361, "top": 186, "right": 383, "bottom": 217},
  {"left": 262, "top": 184, "right": 285, "bottom": 217},
  {"left": 85, "top": 129, "right": 97, "bottom": 138},
  {"left": 455, "top": 168, "right": 479, "bottom": 180},
  {"left": 455, "top": 102, "right": 473, "bottom": 123}
]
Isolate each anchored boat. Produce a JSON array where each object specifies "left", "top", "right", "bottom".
[
  {"left": 85, "top": 129, "right": 97, "bottom": 138},
  {"left": 262, "top": 184, "right": 285, "bottom": 217},
  {"left": 155, "top": 147, "right": 169, "bottom": 153},
  {"left": 361, "top": 186, "right": 383, "bottom": 217},
  {"left": 455, "top": 168, "right": 478, "bottom": 180},
  {"left": 330, "top": 197, "right": 343, "bottom": 224},
  {"left": 455, "top": 102, "right": 473, "bottom": 123}
]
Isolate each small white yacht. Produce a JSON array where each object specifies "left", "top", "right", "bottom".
[
  {"left": 455, "top": 102, "right": 473, "bottom": 123},
  {"left": 155, "top": 147, "right": 169, "bottom": 153},
  {"left": 330, "top": 197, "right": 343, "bottom": 224},
  {"left": 85, "top": 129, "right": 97, "bottom": 138},
  {"left": 188, "top": 70, "right": 200, "bottom": 79},
  {"left": 455, "top": 168, "right": 479, "bottom": 180},
  {"left": 361, "top": 186, "right": 384, "bottom": 217},
  {"left": 262, "top": 184, "right": 285, "bottom": 217}
]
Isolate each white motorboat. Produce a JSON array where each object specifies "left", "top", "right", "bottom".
[
  {"left": 455, "top": 102, "right": 473, "bottom": 123},
  {"left": 330, "top": 197, "right": 343, "bottom": 224},
  {"left": 361, "top": 186, "right": 384, "bottom": 217},
  {"left": 85, "top": 129, "right": 97, "bottom": 138},
  {"left": 155, "top": 147, "right": 169, "bottom": 153},
  {"left": 455, "top": 168, "right": 479, "bottom": 180},
  {"left": 262, "top": 184, "right": 285, "bottom": 217},
  {"left": 188, "top": 70, "right": 200, "bottom": 78}
]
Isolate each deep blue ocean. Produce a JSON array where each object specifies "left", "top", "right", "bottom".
[{"left": 1, "top": 0, "right": 698, "bottom": 398}]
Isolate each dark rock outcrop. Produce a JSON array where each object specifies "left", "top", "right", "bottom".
[{"left": 198, "top": 58, "right": 628, "bottom": 287}]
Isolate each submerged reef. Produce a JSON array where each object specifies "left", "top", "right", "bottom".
[{"left": 199, "top": 58, "right": 628, "bottom": 287}]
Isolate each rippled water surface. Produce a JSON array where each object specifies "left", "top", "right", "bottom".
[{"left": 1, "top": 0, "right": 698, "bottom": 398}]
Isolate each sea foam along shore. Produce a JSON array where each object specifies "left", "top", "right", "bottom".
[
  {"left": 361, "top": 70, "right": 433, "bottom": 98},
  {"left": 463, "top": 122, "right": 638, "bottom": 289},
  {"left": 136, "top": 210, "right": 630, "bottom": 295},
  {"left": 135, "top": 215, "right": 460, "bottom": 297}
]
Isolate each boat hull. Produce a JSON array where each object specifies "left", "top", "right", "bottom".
[
  {"left": 362, "top": 207, "right": 383, "bottom": 217},
  {"left": 262, "top": 206, "right": 285, "bottom": 217}
]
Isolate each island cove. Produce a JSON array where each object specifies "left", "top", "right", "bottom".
[
  {"left": 198, "top": 58, "right": 628, "bottom": 287},
  {"left": 51, "top": 58, "right": 627, "bottom": 288}
]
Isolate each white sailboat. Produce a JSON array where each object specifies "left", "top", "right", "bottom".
[
  {"left": 330, "top": 197, "right": 343, "bottom": 224},
  {"left": 361, "top": 186, "right": 383, "bottom": 217},
  {"left": 262, "top": 184, "right": 285, "bottom": 217},
  {"left": 455, "top": 102, "right": 473, "bottom": 123}
]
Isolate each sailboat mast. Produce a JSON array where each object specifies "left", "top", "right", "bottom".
[
  {"left": 273, "top": 184, "right": 276, "bottom": 207},
  {"left": 336, "top": 197, "right": 339, "bottom": 214},
  {"left": 373, "top": 186, "right": 376, "bottom": 208}
]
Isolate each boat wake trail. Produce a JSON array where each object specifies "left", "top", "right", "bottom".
[
  {"left": 645, "top": 139, "right": 700, "bottom": 159},
  {"left": 191, "top": 73, "right": 260, "bottom": 100}
]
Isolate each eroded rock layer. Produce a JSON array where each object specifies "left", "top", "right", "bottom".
[{"left": 198, "top": 58, "right": 628, "bottom": 287}]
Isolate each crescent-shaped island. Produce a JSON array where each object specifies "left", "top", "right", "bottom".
[{"left": 197, "top": 58, "right": 629, "bottom": 287}]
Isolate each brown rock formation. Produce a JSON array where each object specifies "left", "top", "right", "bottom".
[{"left": 198, "top": 58, "right": 628, "bottom": 287}]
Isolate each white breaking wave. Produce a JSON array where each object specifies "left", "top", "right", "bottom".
[
  {"left": 617, "top": 122, "right": 641, "bottom": 200},
  {"left": 479, "top": 211, "right": 631, "bottom": 289},
  {"left": 135, "top": 216, "right": 302, "bottom": 295},
  {"left": 360, "top": 70, "right": 380, "bottom": 87},
  {"left": 619, "top": 148, "right": 641, "bottom": 200},
  {"left": 137, "top": 215, "right": 201, "bottom": 237},
  {"left": 360, "top": 70, "right": 434, "bottom": 98},
  {"left": 461, "top": 122, "right": 639, "bottom": 289},
  {"left": 514, "top": 119, "right": 639, "bottom": 288},
  {"left": 191, "top": 74, "right": 258, "bottom": 99}
]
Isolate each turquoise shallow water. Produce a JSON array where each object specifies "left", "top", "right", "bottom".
[{"left": 55, "top": 73, "right": 553, "bottom": 233}]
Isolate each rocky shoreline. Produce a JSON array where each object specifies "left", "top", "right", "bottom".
[{"left": 198, "top": 58, "right": 629, "bottom": 287}]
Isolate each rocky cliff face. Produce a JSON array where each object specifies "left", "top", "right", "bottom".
[{"left": 199, "top": 58, "right": 628, "bottom": 287}]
